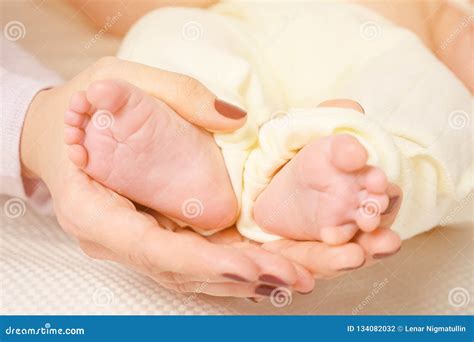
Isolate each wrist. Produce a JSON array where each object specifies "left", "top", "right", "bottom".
[{"left": 20, "top": 86, "right": 68, "bottom": 189}]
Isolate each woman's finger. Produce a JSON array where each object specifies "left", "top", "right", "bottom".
[
  {"left": 158, "top": 280, "right": 262, "bottom": 298},
  {"left": 262, "top": 240, "right": 366, "bottom": 279},
  {"left": 197, "top": 226, "right": 313, "bottom": 289},
  {"left": 159, "top": 279, "right": 294, "bottom": 300},
  {"left": 145, "top": 213, "right": 310, "bottom": 288},
  {"left": 151, "top": 271, "right": 223, "bottom": 284},
  {"left": 87, "top": 205, "right": 263, "bottom": 283},
  {"left": 78, "top": 239, "right": 241, "bottom": 284},
  {"left": 291, "top": 262, "right": 315, "bottom": 294},
  {"left": 78, "top": 240, "right": 118, "bottom": 261},
  {"left": 353, "top": 228, "right": 401, "bottom": 259},
  {"left": 176, "top": 228, "right": 302, "bottom": 287},
  {"left": 90, "top": 57, "right": 247, "bottom": 132},
  {"left": 232, "top": 242, "right": 299, "bottom": 287},
  {"left": 63, "top": 176, "right": 263, "bottom": 283}
]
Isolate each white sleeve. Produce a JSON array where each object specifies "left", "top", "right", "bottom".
[{"left": 0, "top": 38, "right": 62, "bottom": 215}]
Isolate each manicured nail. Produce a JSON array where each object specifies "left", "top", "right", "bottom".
[
  {"left": 339, "top": 259, "right": 366, "bottom": 271},
  {"left": 246, "top": 297, "right": 263, "bottom": 303},
  {"left": 339, "top": 266, "right": 361, "bottom": 271},
  {"left": 373, "top": 246, "right": 401, "bottom": 259},
  {"left": 221, "top": 273, "right": 249, "bottom": 282},
  {"left": 382, "top": 196, "right": 399, "bottom": 215},
  {"left": 296, "top": 289, "right": 314, "bottom": 295},
  {"left": 214, "top": 99, "right": 247, "bottom": 119},
  {"left": 258, "top": 274, "right": 288, "bottom": 286},
  {"left": 255, "top": 284, "right": 278, "bottom": 297}
]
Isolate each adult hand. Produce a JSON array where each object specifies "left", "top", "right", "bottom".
[
  {"left": 207, "top": 210, "right": 402, "bottom": 288},
  {"left": 20, "top": 57, "right": 313, "bottom": 297},
  {"left": 145, "top": 202, "right": 402, "bottom": 300}
]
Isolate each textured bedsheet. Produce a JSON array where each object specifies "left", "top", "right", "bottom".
[
  {"left": 2, "top": 195, "right": 473, "bottom": 315},
  {"left": 1, "top": 0, "right": 472, "bottom": 315}
]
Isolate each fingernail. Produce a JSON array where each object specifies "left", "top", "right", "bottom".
[
  {"left": 339, "top": 266, "right": 361, "bottom": 271},
  {"left": 221, "top": 273, "right": 249, "bottom": 282},
  {"left": 255, "top": 284, "right": 278, "bottom": 297},
  {"left": 258, "top": 274, "right": 289, "bottom": 286},
  {"left": 214, "top": 99, "right": 247, "bottom": 119},
  {"left": 382, "top": 196, "right": 399, "bottom": 215},
  {"left": 339, "top": 259, "right": 366, "bottom": 271},
  {"left": 296, "top": 289, "right": 313, "bottom": 295},
  {"left": 373, "top": 246, "right": 401, "bottom": 259},
  {"left": 246, "top": 297, "right": 263, "bottom": 303}
]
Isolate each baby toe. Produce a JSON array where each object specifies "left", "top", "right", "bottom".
[
  {"left": 358, "top": 166, "right": 388, "bottom": 194},
  {"left": 64, "top": 126, "right": 85, "bottom": 145},
  {"left": 359, "top": 192, "right": 389, "bottom": 215},
  {"left": 64, "top": 109, "right": 87, "bottom": 128},
  {"left": 355, "top": 194, "right": 388, "bottom": 232},
  {"left": 330, "top": 134, "right": 368, "bottom": 173},
  {"left": 320, "top": 223, "right": 359, "bottom": 245},
  {"left": 67, "top": 144, "right": 88, "bottom": 169},
  {"left": 68, "top": 91, "right": 91, "bottom": 113},
  {"left": 86, "top": 79, "right": 134, "bottom": 112},
  {"left": 355, "top": 212, "right": 380, "bottom": 232}
]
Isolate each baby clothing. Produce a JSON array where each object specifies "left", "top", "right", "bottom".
[{"left": 118, "top": 1, "right": 473, "bottom": 242}]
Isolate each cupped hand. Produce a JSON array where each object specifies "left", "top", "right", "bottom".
[
  {"left": 204, "top": 217, "right": 401, "bottom": 296},
  {"left": 20, "top": 56, "right": 313, "bottom": 298},
  {"left": 51, "top": 164, "right": 316, "bottom": 297},
  {"left": 143, "top": 202, "right": 402, "bottom": 299}
]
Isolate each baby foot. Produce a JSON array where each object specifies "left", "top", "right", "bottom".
[
  {"left": 64, "top": 79, "right": 237, "bottom": 230},
  {"left": 253, "top": 100, "right": 393, "bottom": 244}
]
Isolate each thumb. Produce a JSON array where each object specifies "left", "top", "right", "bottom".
[
  {"left": 94, "top": 57, "right": 247, "bottom": 132},
  {"left": 168, "top": 73, "right": 248, "bottom": 132}
]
